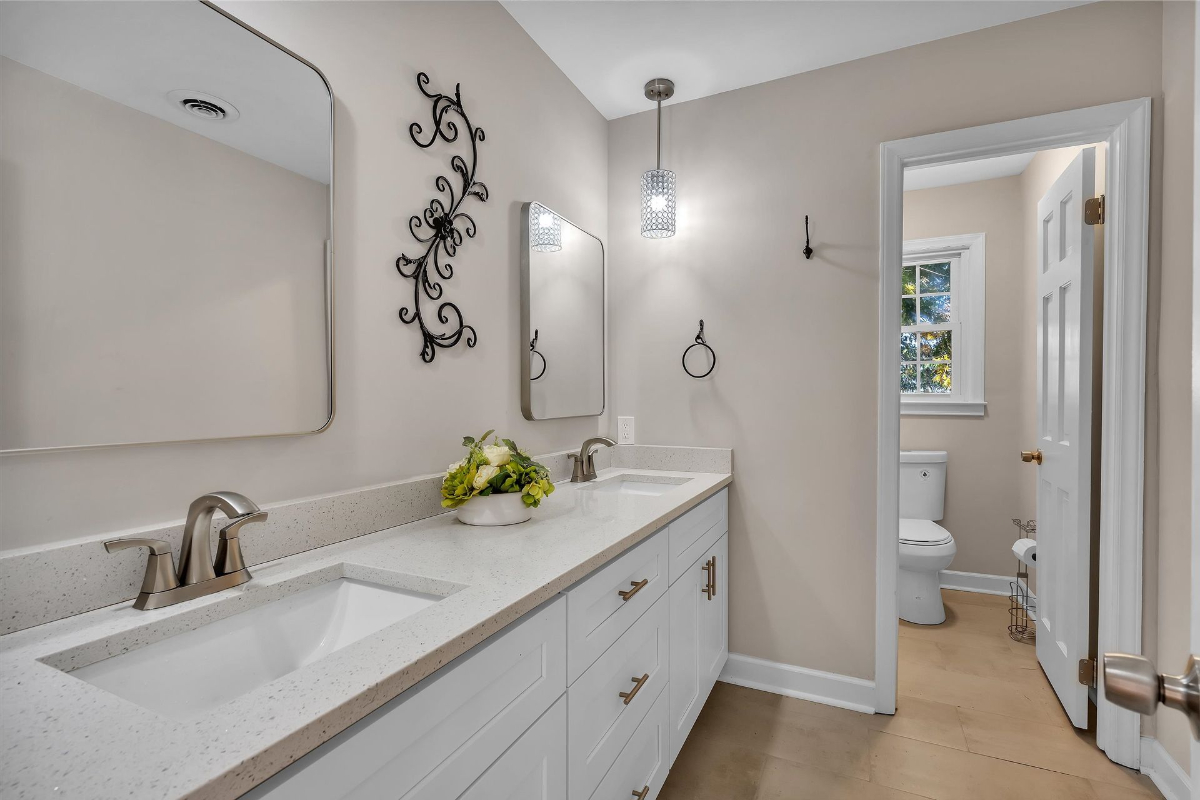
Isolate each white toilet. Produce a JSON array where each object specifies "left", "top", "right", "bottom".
[{"left": 898, "top": 450, "right": 956, "bottom": 625}]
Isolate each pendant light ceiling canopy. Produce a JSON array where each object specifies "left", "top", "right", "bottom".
[{"left": 641, "top": 77, "right": 676, "bottom": 239}]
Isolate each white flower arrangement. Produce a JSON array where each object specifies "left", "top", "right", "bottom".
[{"left": 441, "top": 430, "right": 555, "bottom": 509}]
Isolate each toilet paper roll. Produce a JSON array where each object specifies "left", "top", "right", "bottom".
[{"left": 1012, "top": 538, "right": 1037, "bottom": 567}]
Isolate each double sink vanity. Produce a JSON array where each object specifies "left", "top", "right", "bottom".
[
  {"left": 0, "top": 4, "right": 728, "bottom": 798},
  {"left": 0, "top": 466, "right": 731, "bottom": 799}
]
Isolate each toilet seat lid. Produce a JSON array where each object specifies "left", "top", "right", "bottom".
[{"left": 899, "top": 518, "right": 953, "bottom": 546}]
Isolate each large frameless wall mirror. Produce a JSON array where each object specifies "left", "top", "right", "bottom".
[
  {"left": 521, "top": 202, "right": 604, "bottom": 420},
  {"left": 0, "top": 1, "right": 334, "bottom": 452}
]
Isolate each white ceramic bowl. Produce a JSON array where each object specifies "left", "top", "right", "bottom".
[{"left": 456, "top": 492, "right": 533, "bottom": 526}]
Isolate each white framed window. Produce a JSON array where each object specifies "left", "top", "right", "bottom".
[{"left": 900, "top": 233, "right": 985, "bottom": 416}]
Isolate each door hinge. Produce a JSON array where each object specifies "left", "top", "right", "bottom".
[
  {"left": 1078, "top": 657, "right": 1097, "bottom": 689},
  {"left": 1084, "top": 195, "right": 1105, "bottom": 225}
]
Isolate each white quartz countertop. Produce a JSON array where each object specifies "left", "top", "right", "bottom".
[{"left": 0, "top": 468, "right": 732, "bottom": 800}]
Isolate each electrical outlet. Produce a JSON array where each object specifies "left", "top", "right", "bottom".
[{"left": 617, "top": 416, "right": 635, "bottom": 445}]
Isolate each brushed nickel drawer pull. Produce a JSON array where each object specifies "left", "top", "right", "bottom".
[
  {"left": 619, "top": 578, "right": 649, "bottom": 602},
  {"left": 632, "top": 786, "right": 650, "bottom": 800},
  {"left": 619, "top": 673, "right": 651, "bottom": 705}
]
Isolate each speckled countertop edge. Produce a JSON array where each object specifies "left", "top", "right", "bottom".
[{"left": 0, "top": 468, "right": 732, "bottom": 800}]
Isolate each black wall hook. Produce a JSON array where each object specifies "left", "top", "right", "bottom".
[
  {"left": 682, "top": 320, "right": 716, "bottom": 378},
  {"left": 803, "top": 215, "right": 814, "bottom": 260}
]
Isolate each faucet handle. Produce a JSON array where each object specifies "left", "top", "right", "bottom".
[
  {"left": 104, "top": 538, "right": 181, "bottom": 595},
  {"left": 215, "top": 510, "right": 267, "bottom": 576},
  {"left": 567, "top": 453, "right": 586, "bottom": 482}
]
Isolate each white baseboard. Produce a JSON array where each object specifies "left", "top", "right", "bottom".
[
  {"left": 939, "top": 569, "right": 1012, "bottom": 596},
  {"left": 719, "top": 653, "right": 876, "bottom": 714},
  {"left": 1140, "top": 736, "right": 1191, "bottom": 800}
]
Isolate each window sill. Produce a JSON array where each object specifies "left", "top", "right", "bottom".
[{"left": 900, "top": 399, "right": 986, "bottom": 417}]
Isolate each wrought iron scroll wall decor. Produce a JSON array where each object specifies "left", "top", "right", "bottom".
[
  {"left": 529, "top": 329, "right": 547, "bottom": 381},
  {"left": 803, "top": 215, "right": 814, "bottom": 260},
  {"left": 682, "top": 320, "right": 716, "bottom": 378},
  {"left": 394, "top": 72, "right": 488, "bottom": 363}
]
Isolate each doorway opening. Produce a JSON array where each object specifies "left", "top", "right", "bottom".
[
  {"left": 891, "top": 142, "right": 1132, "bottom": 781},
  {"left": 876, "top": 99, "right": 1152, "bottom": 772}
]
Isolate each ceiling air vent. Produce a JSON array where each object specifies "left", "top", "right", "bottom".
[{"left": 166, "top": 90, "right": 240, "bottom": 123}]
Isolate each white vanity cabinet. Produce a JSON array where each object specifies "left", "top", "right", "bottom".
[{"left": 242, "top": 487, "right": 729, "bottom": 800}]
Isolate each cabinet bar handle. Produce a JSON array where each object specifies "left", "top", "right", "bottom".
[
  {"left": 618, "top": 578, "right": 649, "bottom": 602},
  {"left": 710, "top": 555, "right": 717, "bottom": 598},
  {"left": 619, "top": 673, "right": 651, "bottom": 705},
  {"left": 701, "top": 558, "right": 714, "bottom": 600},
  {"left": 632, "top": 786, "right": 650, "bottom": 800}
]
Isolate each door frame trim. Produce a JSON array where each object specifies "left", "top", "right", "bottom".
[{"left": 876, "top": 97, "right": 1152, "bottom": 768}]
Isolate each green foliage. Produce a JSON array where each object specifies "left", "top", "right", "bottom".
[{"left": 441, "top": 432, "right": 556, "bottom": 509}]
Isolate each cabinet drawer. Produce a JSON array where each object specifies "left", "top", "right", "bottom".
[
  {"left": 242, "top": 597, "right": 566, "bottom": 800},
  {"left": 587, "top": 682, "right": 670, "bottom": 800},
  {"left": 568, "top": 593, "right": 669, "bottom": 800},
  {"left": 667, "top": 489, "right": 728, "bottom": 584},
  {"left": 459, "top": 697, "right": 566, "bottom": 800},
  {"left": 566, "top": 528, "right": 667, "bottom": 683}
]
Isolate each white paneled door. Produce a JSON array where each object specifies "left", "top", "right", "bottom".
[{"left": 1034, "top": 148, "right": 1097, "bottom": 729}]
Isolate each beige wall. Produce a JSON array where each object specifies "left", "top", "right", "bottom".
[
  {"left": 607, "top": 1, "right": 1165, "bottom": 679},
  {"left": 0, "top": 1, "right": 608, "bottom": 550},
  {"left": 900, "top": 176, "right": 1034, "bottom": 578},
  {"left": 1150, "top": 0, "right": 1194, "bottom": 773},
  {"left": 0, "top": 56, "right": 330, "bottom": 449}
]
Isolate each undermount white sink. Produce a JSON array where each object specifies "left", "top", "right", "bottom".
[
  {"left": 585, "top": 474, "right": 691, "bottom": 497},
  {"left": 68, "top": 578, "right": 441, "bottom": 720}
]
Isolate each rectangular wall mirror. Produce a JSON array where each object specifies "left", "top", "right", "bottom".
[
  {"left": 0, "top": 0, "right": 334, "bottom": 452},
  {"left": 521, "top": 202, "right": 604, "bottom": 420}
]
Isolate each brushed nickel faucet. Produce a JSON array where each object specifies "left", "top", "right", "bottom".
[
  {"left": 104, "top": 491, "right": 267, "bottom": 610},
  {"left": 569, "top": 437, "right": 616, "bottom": 482}
]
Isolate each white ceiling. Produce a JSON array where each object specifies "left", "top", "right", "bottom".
[
  {"left": 0, "top": 1, "right": 331, "bottom": 184},
  {"left": 904, "top": 151, "right": 1037, "bottom": 191},
  {"left": 502, "top": 1, "right": 1088, "bottom": 120}
]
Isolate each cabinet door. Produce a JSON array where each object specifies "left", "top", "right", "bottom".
[
  {"left": 668, "top": 534, "right": 728, "bottom": 766},
  {"left": 459, "top": 697, "right": 566, "bottom": 800},
  {"left": 699, "top": 534, "right": 729, "bottom": 689}
]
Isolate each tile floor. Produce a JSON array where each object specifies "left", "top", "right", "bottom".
[{"left": 659, "top": 589, "right": 1163, "bottom": 800}]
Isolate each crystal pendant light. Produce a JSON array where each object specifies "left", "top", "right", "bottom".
[
  {"left": 529, "top": 202, "right": 561, "bottom": 252},
  {"left": 641, "top": 78, "right": 676, "bottom": 239}
]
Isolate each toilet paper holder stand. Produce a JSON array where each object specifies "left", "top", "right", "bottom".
[{"left": 1009, "top": 519, "right": 1037, "bottom": 644}]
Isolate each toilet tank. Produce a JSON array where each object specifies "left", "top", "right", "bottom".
[{"left": 899, "top": 450, "right": 947, "bottom": 520}]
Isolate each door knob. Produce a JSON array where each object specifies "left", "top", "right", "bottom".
[
  {"left": 1102, "top": 653, "right": 1200, "bottom": 738},
  {"left": 1020, "top": 449, "right": 1043, "bottom": 465}
]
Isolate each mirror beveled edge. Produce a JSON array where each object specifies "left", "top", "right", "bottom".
[
  {"left": 1, "top": 0, "right": 336, "bottom": 455},
  {"left": 520, "top": 200, "right": 606, "bottom": 422}
]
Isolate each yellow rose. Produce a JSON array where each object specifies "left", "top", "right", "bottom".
[
  {"left": 473, "top": 464, "right": 499, "bottom": 490},
  {"left": 482, "top": 444, "right": 511, "bottom": 466}
]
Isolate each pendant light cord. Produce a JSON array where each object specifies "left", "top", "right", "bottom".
[{"left": 656, "top": 96, "right": 662, "bottom": 170}]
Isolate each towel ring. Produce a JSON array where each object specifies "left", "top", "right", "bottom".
[
  {"left": 529, "top": 329, "right": 547, "bottom": 381},
  {"left": 682, "top": 320, "right": 716, "bottom": 379}
]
